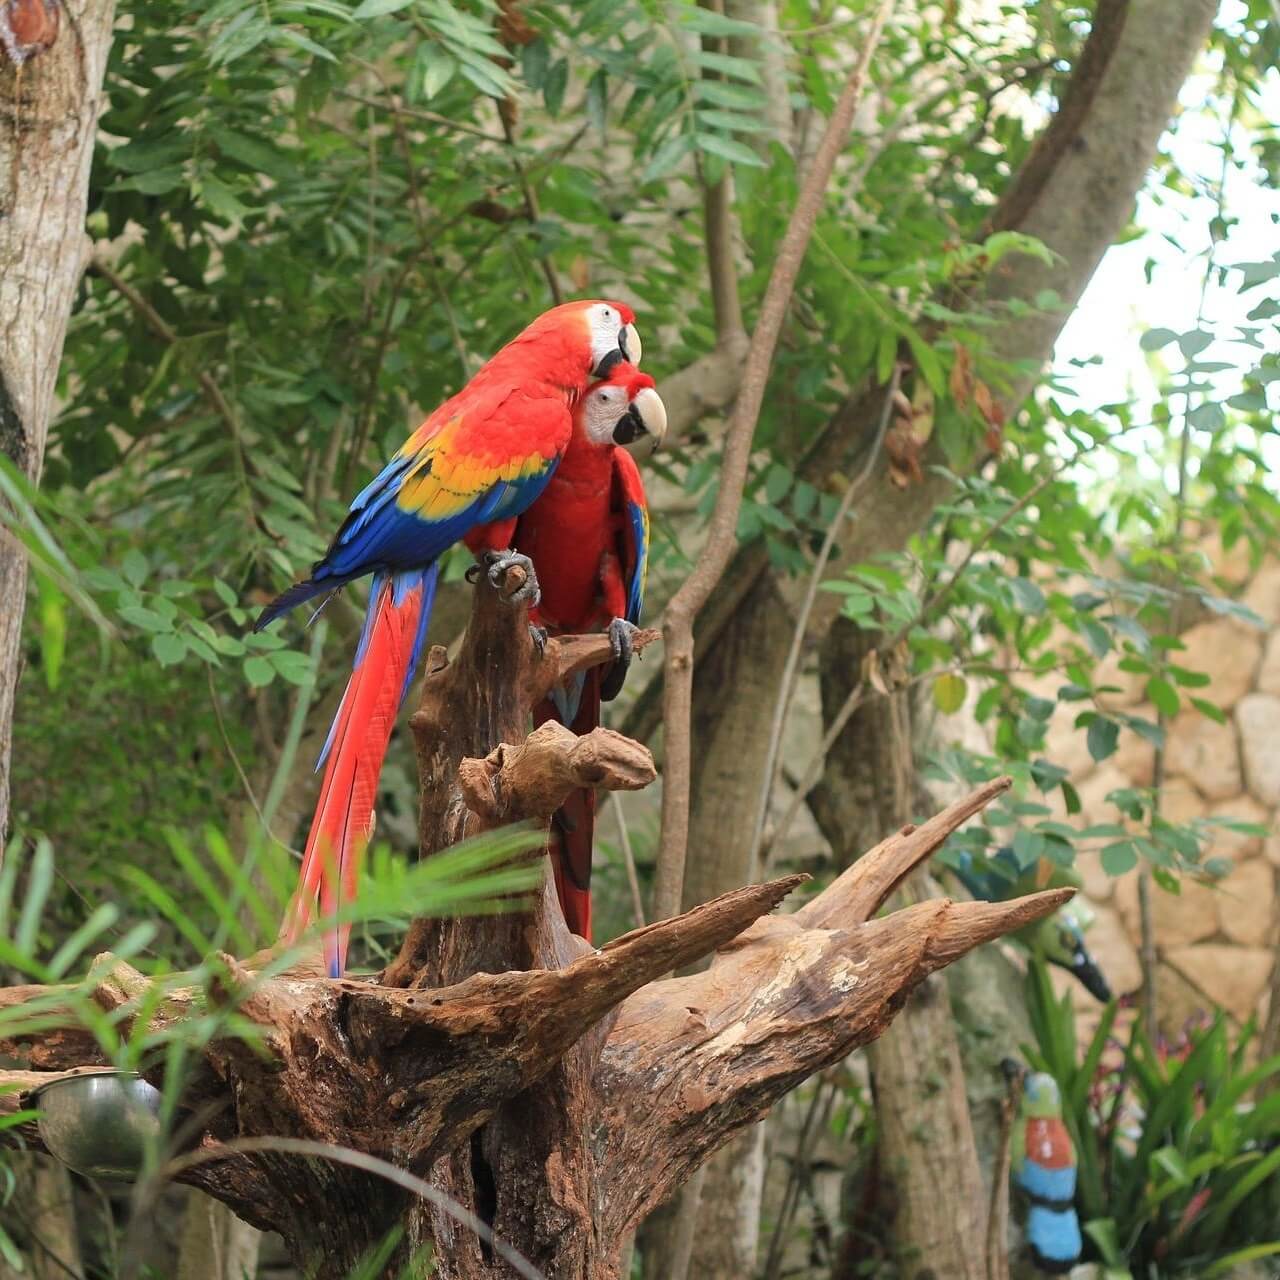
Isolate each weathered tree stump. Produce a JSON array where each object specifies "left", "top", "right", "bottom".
[{"left": 0, "top": 567, "right": 1070, "bottom": 1279}]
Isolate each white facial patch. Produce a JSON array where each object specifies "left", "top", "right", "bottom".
[
  {"left": 582, "top": 383, "right": 627, "bottom": 445},
  {"left": 586, "top": 302, "right": 640, "bottom": 373}
]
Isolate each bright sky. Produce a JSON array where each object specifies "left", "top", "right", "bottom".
[{"left": 1051, "top": 8, "right": 1280, "bottom": 455}]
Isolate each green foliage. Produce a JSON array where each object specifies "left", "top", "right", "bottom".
[{"left": 1025, "top": 962, "right": 1280, "bottom": 1277}]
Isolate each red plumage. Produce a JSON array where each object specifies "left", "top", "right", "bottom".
[
  {"left": 513, "top": 364, "right": 661, "bottom": 940},
  {"left": 268, "top": 301, "right": 641, "bottom": 975}
]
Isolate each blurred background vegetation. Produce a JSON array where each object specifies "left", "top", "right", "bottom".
[{"left": 3, "top": 0, "right": 1280, "bottom": 1276}]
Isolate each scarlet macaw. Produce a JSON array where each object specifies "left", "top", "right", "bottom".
[
  {"left": 256, "top": 300, "right": 643, "bottom": 976},
  {"left": 512, "top": 362, "right": 666, "bottom": 939}
]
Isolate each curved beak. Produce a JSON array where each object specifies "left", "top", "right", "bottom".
[
  {"left": 1069, "top": 945, "right": 1112, "bottom": 1003},
  {"left": 613, "top": 386, "right": 667, "bottom": 449},
  {"left": 619, "top": 322, "right": 641, "bottom": 367}
]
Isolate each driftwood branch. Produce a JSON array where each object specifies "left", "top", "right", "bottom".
[{"left": 0, "top": 568, "right": 1066, "bottom": 1279}]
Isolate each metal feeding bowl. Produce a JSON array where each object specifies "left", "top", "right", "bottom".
[{"left": 31, "top": 1071, "right": 162, "bottom": 1181}]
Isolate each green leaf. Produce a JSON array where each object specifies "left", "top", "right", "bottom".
[
  {"left": 1009, "top": 577, "right": 1045, "bottom": 612},
  {"left": 119, "top": 605, "right": 172, "bottom": 633},
  {"left": 1100, "top": 841, "right": 1137, "bottom": 876},
  {"left": 352, "top": 0, "right": 413, "bottom": 16},
  {"left": 1192, "top": 696, "right": 1227, "bottom": 724},
  {"left": 1178, "top": 329, "right": 1212, "bottom": 358},
  {"left": 122, "top": 549, "right": 149, "bottom": 586},
  {"left": 1086, "top": 717, "right": 1119, "bottom": 762},
  {"left": 35, "top": 571, "right": 65, "bottom": 692},
  {"left": 112, "top": 166, "right": 186, "bottom": 195},
  {"left": 1139, "top": 327, "right": 1178, "bottom": 351},
  {"left": 152, "top": 632, "right": 187, "bottom": 666},
  {"left": 933, "top": 673, "right": 967, "bottom": 714},
  {"left": 694, "top": 132, "right": 765, "bottom": 167},
  {"left": 644, "top": 132, "right": 694, "bottom": 182},
  {"left": 904, "top": 329, "right": 944, "bottom": 395},
  {"left": 1080, "top": 618, "right": 1110, "bottom": 658},
  {"left": 543, "top": 59, "right": 567, "bottom": 115},
  {"left": 1012, "top": 826, "right": 1045, "bottom": 869},
  {"left": 421, "top": 45, "right": 455, "bottom": 98},
  {"left": 244, "top": 655, "right": 276, "bottom": 687},
  {"left": 679, "top": 7, "right": 760, "bottom": 37},
  {"left": 1188, "top": 401, "right": 1226, "bottom": 432},
  {"left": 695, "top": 79, "right": 766, "bottom": 111},
  {"left": 1145, "top": 676, "right": 1179, "bottom": 717},
  {"left": 269, "top": 648, "right": 314, "bottom": 685}
]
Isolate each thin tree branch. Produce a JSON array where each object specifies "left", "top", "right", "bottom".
[
  {"left": 748, "top": 364, "right": 902, "bottom": 873},
  {"left": 610, "top": 791, "right": 646, "bottom": 931},
  {"left": 651, "top": 0, "right": 895, "bottom": 921},
  {"left": 497, "top": 107, "right": 562, "bottom": 307},
  {"left": 338, "top": 89, "right": 505, "bottom": 142},
  {"left": 88, "top": 259, "right": 250, "bottom": 466}
]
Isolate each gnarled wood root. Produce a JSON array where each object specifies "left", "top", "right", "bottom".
[{"left": 0, "top": 567, "right": 1068, "bottom": 1280}]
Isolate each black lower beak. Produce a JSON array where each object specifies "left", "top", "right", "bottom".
[
  {"left": 612, "top": 405, "right": 644, "bottom": 445},
  {"left": 593, "top": 348, "right": 625, "bottom": 378},
  {"left": 1071, "top": 953, "right": 1112, "bottom": 1003}
]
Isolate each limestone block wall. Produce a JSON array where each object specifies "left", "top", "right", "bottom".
[{"left": 1045, "top": 539, "right": 1280, "bottom": 1029}]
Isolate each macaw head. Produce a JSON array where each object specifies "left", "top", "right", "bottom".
[
  {"left": 578, "top": 363, "right": 667, "bottom": 450},
  {"left": 516, "top": 299, "right": 642, "bottom": 381}
]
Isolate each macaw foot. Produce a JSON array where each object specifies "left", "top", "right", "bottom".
[
  {"left": 529, "top": 623, "right": 548, "bottom": 657},
  {"left": 470, "top": 550, "right": 541, "bottom": 607},
  {"left": 600, "top": 617, "right": 640, "bottom": 701}
]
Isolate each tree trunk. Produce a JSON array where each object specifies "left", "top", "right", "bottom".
[
  {"left": 0, "top": 1155, "right": 83, "bottom": 1280},
  {"left": 0, "top": 0, "right": 115, "bottom": 843},
  {"left": 815, "top": 617, "right": 988, "bottom": 1280},
  {"left": 0, "top": 568, "right": 1068, "bottom": 1280},
  {"left": 641, "top": 571, "right": 790, "bottom": 1280},
  {"left": 175, "top": 1195, "right": 261, "bottom": 1280}
]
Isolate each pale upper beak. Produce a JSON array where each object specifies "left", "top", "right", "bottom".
[
  {"left": 612, "top": 386, "right": 667, "bottom": 449},
  {"left": 593, "top": 322, "right": 644, "bottom": 378},
  {"left": 620, "top": 322, "right": 641, "bottom": 367}
]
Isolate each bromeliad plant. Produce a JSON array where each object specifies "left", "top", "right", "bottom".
[{"left": 1024, "top": 961, "right": 1280, "bottom": 1279}]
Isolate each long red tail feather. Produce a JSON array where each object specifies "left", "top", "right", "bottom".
[
  {"left": 282, "top": 568, "right": 434, "bottom": 975},
  {"left": 538, "top": 668, "right": 600, "bottom": 941}
]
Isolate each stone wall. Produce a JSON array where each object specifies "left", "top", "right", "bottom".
[{"left": 1043, "top": 537, "right": 1280, "bottom": 1032}]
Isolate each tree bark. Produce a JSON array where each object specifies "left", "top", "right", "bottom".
[
  {"left": 641, "top": 573, "right": 791, "bottom": 1280},
  {"left": 0, "top": 1155, "right": 83, "bottom": 1280},
  {"left": 0, "top": 568, "right": 1068, "bottom": 1280},
  {"left": 815, "top": 618, "right": 987, "bottom": 1280},
  {"left": 175, "top": 1195, "right": 261, "bottom": 1280},
  {"left": 0, "top": 0, "right": 115, "bottom": 843}
]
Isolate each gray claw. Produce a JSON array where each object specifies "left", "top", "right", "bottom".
[
  {"left": 481, "top": 550, "right": 541, "bottom": 607},
  {"left": 608, "top": 617, "right": 639, "bottom": 664},
  {"left": 529, "top": 624, "right": 548, "bottom": 656},
  {"left": 601, "top": 618, "right": 639, "bottom": 702}
]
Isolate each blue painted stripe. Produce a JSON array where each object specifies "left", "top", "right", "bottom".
[
  {"left": 1017, "top": 1159, "right": 1076, "bottom": 1204},
  {"left": 1027, "top": 1204, "right": 1082, "bottom": 1267}
]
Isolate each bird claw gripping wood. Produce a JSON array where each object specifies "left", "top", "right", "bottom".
[{"left": 476, "top": 550, "right": 541, "bottom": 607}]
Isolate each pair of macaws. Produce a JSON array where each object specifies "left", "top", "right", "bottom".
[{"left": 256, "top": 300, "right": 667, "bottom": 976}]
